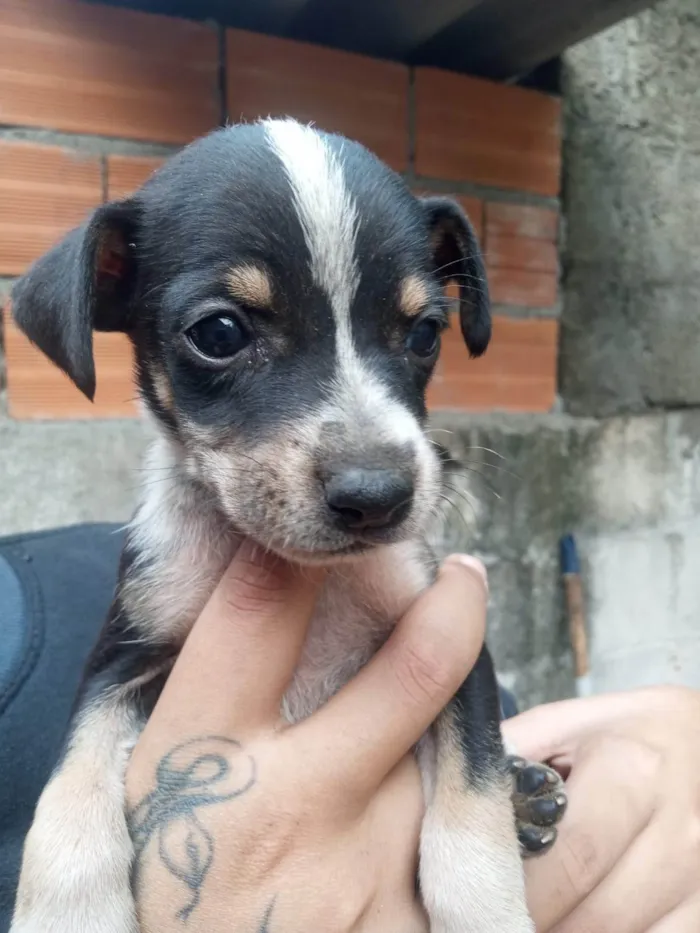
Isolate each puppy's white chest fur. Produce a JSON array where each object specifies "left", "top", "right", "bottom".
[{"left": 125, "top": 437, "right": 432, "bottom": 721}]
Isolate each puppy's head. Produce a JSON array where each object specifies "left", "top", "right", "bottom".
[{"left": 12, "top": 120, "right": 489, "bottom": 562}]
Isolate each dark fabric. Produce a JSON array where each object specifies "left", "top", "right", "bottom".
[
  {"left": 0, "top": 522, "right": 519, "bottom": 933},
  {"left": 500, "top": 685, "right": 519, "bottom": 721},
  {"left": 0, "top": 524, "right": 123, "bottom": 933}
]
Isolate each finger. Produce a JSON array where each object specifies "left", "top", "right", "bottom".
[
  {"left": 503, "top": 687, "right": 685, "bottom": 766},
  {"left": 554, "top": 814, "right": 695, "bottom": 933},
  {"left": 146, "top": 539, "right": 323, "bottom": 738},
  {"left": 525, "top": 734, "right": 658, "bottom": 931},
  {"left": 503, "top": 692, "right": 644, "bottom": 766},
  {"left": 293, "top": 554, "right": 488, "bottom": 793},
  {"left": 647, "top": 896, "right": 700, "bottom": 933}
]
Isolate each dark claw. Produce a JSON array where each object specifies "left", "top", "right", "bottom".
[
  {"left": 507, "top": 755, "right": 529, "bottom": 771},
  {"left": 513, "top": 792, "right": 567, "bottom": 827},
  {"left": 518, "top": 824, "right": 557, "bottom": 857},
  {"left": 516, "top": 764, "right": 550, "bottom": 796},
  {"left": 528, "top": 795, "right": 567, "bottom": 826}
]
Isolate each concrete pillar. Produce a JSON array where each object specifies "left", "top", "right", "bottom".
[
  {"left": 560, "top": 0, "right": 700, "bottom": 416},
  {"left": 557, "top": 0, "right": 700, "bottom": 693}
]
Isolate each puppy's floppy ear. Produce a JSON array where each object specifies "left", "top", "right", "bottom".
[
  {"left": 421, "top": 197, "right": 491, "bottom": 358},
  {"left": 10, "top": 199, "right": 139, "bottom": 401}
]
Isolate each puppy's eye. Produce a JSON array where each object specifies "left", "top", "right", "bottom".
[
  {"left": 406, "top": 319, "right": 439, "bottom": 358},
  {"left": 186, "top": 314, "right": 250, "bottom": 360}
]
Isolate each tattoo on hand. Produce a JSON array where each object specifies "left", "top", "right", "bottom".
[
  {"left": 258, "top": 899, "right": 275, "bottom": 933},
  {"left": 128, "top": 735, "right": 257, "bottom": 922}
]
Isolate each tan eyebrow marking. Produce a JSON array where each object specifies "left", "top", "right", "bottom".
[
  {"left": 225, "top": 264, "right": 273, "bottom": 308},
  {"left": 399, "top": 275, "right": 430, "bottom": 318}
]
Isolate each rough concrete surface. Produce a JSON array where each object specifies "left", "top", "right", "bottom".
[
  {"left": 0, "top": 419, "right": 148, "bottom": 534},
  {"left": 561, "top": 0, "right": 700, "bottom": 415},
  {"left": 587, "top": 521, "right": 700, "bottom": 690},
  {"left": 420, "top": 410, "right": 700, "bottom": 704}
]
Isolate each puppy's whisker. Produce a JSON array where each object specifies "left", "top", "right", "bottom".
[
  {"left": 131, "top": 466, "right": 182, "bottom": 476},
  {"left": 441, "top": 448, "right": 518, "bottom": 482},
  {"left": 139, "top": 281, "right": 166, "bottom": 304},
  {"left": 450, "top": 469, "right": 502, "bottom": 500},
  {"left": 439, "top": 272, "right": 487, "bottom": 283},
  {"left": 463, "top": 459, "right": 521, "bottom": 481},
  {"left": 433, "top": 255, "right": 483, "bottom": 275},
  {"left": 437, "top": 492, "right": 476, "bottom": 537},
  {"left": 462, "top": 445, "right": 507, "bottom": 461},
  {"left": 442, "top": 480, "right": 493, "bottom": 515}
]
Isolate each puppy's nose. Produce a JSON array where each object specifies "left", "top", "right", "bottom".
[{"left": 324, "top": 468, "right": 414, "bottom": 531}]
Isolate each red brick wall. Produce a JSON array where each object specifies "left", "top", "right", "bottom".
[{"left": 0, "top": 0, "right": 562, "bottom": 420}]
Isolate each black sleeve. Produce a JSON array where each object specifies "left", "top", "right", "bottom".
[{"left": 0, "top": 523, "right": 124, "bottom": 933}]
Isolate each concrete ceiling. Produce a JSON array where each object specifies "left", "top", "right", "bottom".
[{"left": 96, "top": 0, "right": 657, "bottom": 85}]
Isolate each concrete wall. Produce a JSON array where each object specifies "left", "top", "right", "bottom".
[
  {"left": 560, "top": 0, "right": 700, "bottom": 416},
  {"left": 0, "top": 420, "right": 146, "bottom": 533},
  {"left": 436, "top": 410, "right": 700, "bottom": 701},
  {"left": 550, "top": 0, "right": 700, "bottom": 696}
]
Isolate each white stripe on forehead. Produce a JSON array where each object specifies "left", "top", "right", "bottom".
[
  {"left": 263, "top": 119, "right": 359, "bottom": 332},
  {"left": 263, "top": 121, "right": 435, "bottom": 491}
]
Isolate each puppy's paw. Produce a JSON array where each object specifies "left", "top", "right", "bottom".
[{"left": 508, "top": 755, "right": 567, "bottom": 858}]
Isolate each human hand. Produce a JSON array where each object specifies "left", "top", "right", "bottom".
[
  {"left": 125, "top": 542, "right": 488, "bottom": 933},
  {"left": 503, "top": 686, "right": 700, "bottom": 932}
]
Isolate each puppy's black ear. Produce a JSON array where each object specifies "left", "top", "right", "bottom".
[
  {"left": 421, "top": 197, "right": 491, "bottom": 358},
  {"left": 10, "top": 200, "right": 139, "bottom": 401}
]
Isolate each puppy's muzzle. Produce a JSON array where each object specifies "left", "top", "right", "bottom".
[{"left": 322, "top": 466, "right": 414, "bottom": 532}]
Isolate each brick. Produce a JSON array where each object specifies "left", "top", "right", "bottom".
[
  {"left": 227, "top": 29, "right": 409, "bottom": 171},
  {"left": 485, "top": 203, "right": 558, "bottom": 241},
  {"left": 488, "top": 268, "right": 557, "bottom": 308},
  {"left": 415, "top": 69, "right": 561, "bottom": 196},
  {"left": 0, "top": 0, "right": 219, "bottom": 144},
  {"left": 107, "top": 155, "right": 167, "bottom": 200},
  {"left": 4, "top": 315, "right": 136, "bottom": 419},
  {"left": 428, "top": 316, "right": 557, "bottom": 412},
  {"left": 486, "top": 235, "right": 558, "bottom": 273},
  {"left": 483, "top": 203, "right": 558, "bottom": 306},
  {"left": 0, "top": 140, "right": 101, "bottom": 275}
]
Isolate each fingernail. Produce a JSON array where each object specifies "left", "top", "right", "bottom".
[{"left": 443, "top": 554, "right": 489, "bottom": 593}]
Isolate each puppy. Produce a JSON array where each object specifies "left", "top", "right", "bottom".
[{"left": 9, "top": 119, "right": 565, "bottom": 933}]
